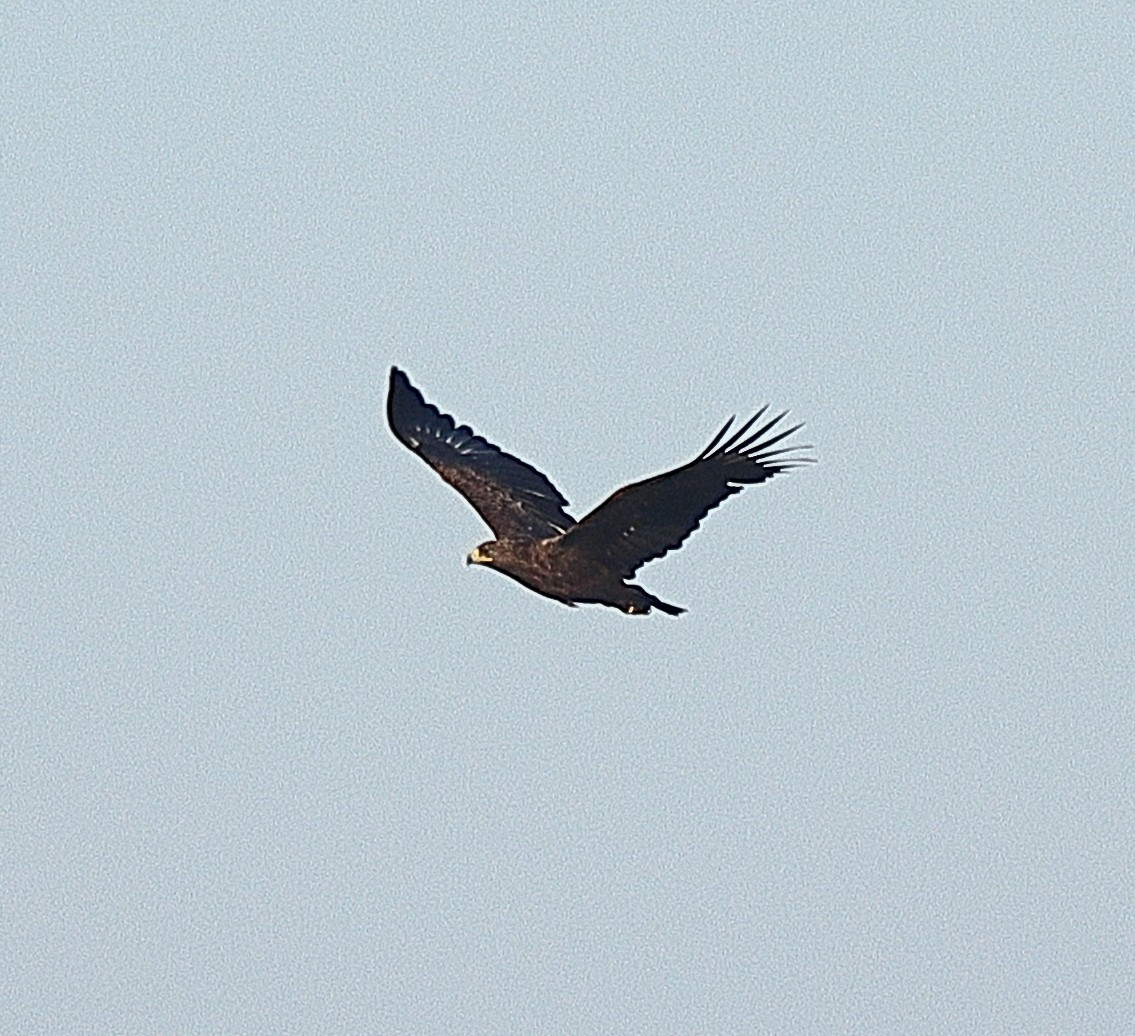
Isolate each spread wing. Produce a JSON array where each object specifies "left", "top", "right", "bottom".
[
  {"left": 387, "top": 367, "right": 576, "bottom": 540},
  {"left": 558, "top": 408, "right": 814, "bottom": 577}
]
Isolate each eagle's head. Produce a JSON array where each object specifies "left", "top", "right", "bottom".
[{"left": 467, "top": 543, "right": 495, "bottom": 566}]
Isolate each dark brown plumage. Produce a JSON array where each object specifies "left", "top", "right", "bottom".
[{"left": 387, "top": 366, "right": 814, "bottom": 615}]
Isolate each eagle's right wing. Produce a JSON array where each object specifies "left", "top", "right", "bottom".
[{"left": 558, "top": 409, "right": 813, "bottom": 577}]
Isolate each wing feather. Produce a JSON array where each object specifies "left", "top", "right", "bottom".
[
  {"left": 559, "top": 410, "right": 814, "bottom": 576},
  {"left": 387, "top": 368, "right": 575, "bottom": 540}
]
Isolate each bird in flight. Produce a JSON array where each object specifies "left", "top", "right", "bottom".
[{"left": 387, "top": 367, "right": 814, "bottom": 615}]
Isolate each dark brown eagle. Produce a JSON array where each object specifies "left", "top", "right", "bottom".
[{"left": 387, "top": 367, "right": 814, "bottom": 615}]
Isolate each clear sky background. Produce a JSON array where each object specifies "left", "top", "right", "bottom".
[{"left": 4, "top": 4, "right": 1133, "bottom": 1034}]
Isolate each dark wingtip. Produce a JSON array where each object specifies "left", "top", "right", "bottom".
[
  {"left": 387, "top": 366, "right": 425, "bottom": 442},
  {"left": 698, "top": 416, "right": 736, "bottom": 461}
]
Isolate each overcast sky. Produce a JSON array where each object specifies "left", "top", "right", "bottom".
[{"left": 4, "top": 4, "right": 1134, "bottom": 1034}]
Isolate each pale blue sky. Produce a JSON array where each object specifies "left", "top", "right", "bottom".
[{"left": 4, "top": 4, "right": 1134, "bottom": 1034}]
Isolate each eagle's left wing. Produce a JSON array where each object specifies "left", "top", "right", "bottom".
[{"left": 387, "top": 368, "right": 576, "bottom": 540}]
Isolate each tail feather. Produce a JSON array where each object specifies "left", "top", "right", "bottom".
[
  {"left": 641, "top": 590, "right": 685, "bottom": 616},
  {"left": 616, "top": 584, "right": 686, "bottom": 616}
]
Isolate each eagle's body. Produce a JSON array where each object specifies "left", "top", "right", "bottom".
[
  {"left": 387, "top": 367, "right": 813, "bottom": 615},
  {"left": 466, "top": 539, "right": 682, "bottom": 615}
]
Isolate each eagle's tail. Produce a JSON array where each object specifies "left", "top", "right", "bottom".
[
  {"left": 623, "top": 586, "right": 685, "bottom": 616},
  {"left": 649, "top": 596, "right": 686, "bottom": 616}
]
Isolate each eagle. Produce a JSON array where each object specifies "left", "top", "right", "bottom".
[{"left": 387, "top": 367, "right": 814, "bottom": 615}]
